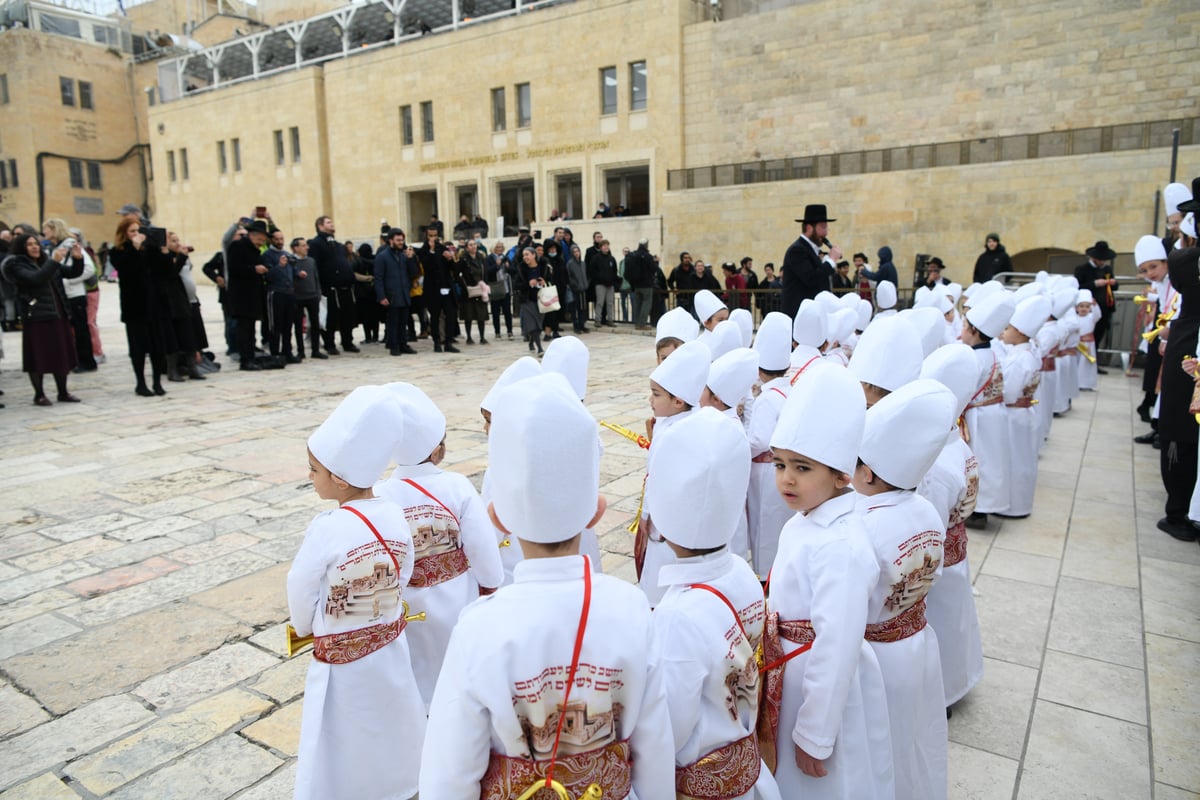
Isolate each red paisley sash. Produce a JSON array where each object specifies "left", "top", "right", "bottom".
[
  {"left": 480, "top": 740, "right": 632, "bottom": 800},
  {"left": 865, "top": 599, "right": 928, "bottom": 643},
  {"left": 943, "top": 522, "right": 968, "bottom": 567},
  {"left": 314, "top": 618, "right": 405, "bottom": 665},
  {"left": 1041, "top": 355, "right": 1057, "bottom": 372},
  {"left": 409, "top": 546, "right": 470, "bottom": 588},
  {"left": 675, "top": 733, "right": 761, "bottom": 799},
  {"left": 966, "top": 357, "right": 1004, "bottom": 411},
  {"left": 754, "top": 613, "right": 814, "bottom": 774}
]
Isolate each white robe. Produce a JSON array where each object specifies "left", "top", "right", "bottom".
[
  {"left": 997, "top": 339, "right": 1042, "bottom": 516},
  {"left": 769, "top": 492, "right": 894, "bottom": 800},
  {"left": 745, "top": 376, "right": 792, "bottom": 576},
  {"left": 375, "top": 462, "right": 505, "bottom": 710},
  {"left": 1055, "top": 316, "right": 1081, "bottom": 409},
  {"left": 721, "top": 405, "right": 752, "bottom": 561},
  {"left": 965, "top": 344, "right": 1008, "bottom": 515},
  {"left": 652, "top": 552, "right": 781, "bottom": 800},
  {"left": 1033, "top": 322, "right": 1059, "bottom": 451},
  {"left": 858, "top": 489, "right": 948, "bottom": 800},
  {"left": 1076, "top": 304, "right": 1101, "bottom": 390},
  {"left": 287, "top": 498, "right": 426, "bottom": 800},
  {"left": 919, "top": 431, "right": 984, "bottom": 706},
  {"left": 420, "top": 554, "right": 676, "bottom": 799}
]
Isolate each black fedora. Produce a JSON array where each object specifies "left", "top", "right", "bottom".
[
  {"left": 1177, "top": 177, "right": 1200, "bottom": 214},
  {"left": 245, "top": 219, "right": 270, "bottom": 236},
  {"left": 1085, "top": 240, "right": 1116, "bottom": 261},
  {"left": 795, "top": 204, "right": 837, "bottom": 224}
]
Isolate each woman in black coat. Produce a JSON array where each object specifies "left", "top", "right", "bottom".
[
  {"left": 2, "top": 233, "right": 84, "bottom": 405},
  {"left": 516, "top": 247, "right": 545, "bottom": 355},
  {"left": 110, "top": 217, "right": 172, "bottom": 396},
  {"left": 973, "top": 233, "right": 1013, "bottom": 284}
]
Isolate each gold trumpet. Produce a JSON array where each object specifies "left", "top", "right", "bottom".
[
  {"left": 598, "top": 420, "right": 650, "bottom": 450},
  {"left": 500, "top": 538, "right": 512, "bottom": 548},
  {"left": 515, "top": 779, "right": 602, "bottom": 800},
  {"left": 286, "top": 601, "right": 426, "bottom": 658},
  {"left": 1076, "top": 343, "right": 1097, "bottom": 364}
]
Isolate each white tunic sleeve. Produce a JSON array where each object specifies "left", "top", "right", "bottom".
[
  {"left": 420, "top": 621, "right": 494, "bottom": 795},
  {"left": 649, "top": 609, "right": 708, "bottom": 757},
  {"left": 630, "top": 625, "right": 678, "bottom": 799},
  {"left": 455, "top": 475, "right": 505, "bottom": 590},
  {"left": 286, "top": 514, "right": 334, "bottom": 638}
]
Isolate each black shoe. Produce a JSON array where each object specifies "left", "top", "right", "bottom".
[
  {"left": 390, "top": 349, "right": 403, "bottom": 356},
  {"left": 240, "top": 362, "right": 263, "bottom": 371},
  {"left": 466, "top": 338, "right": 475, "bottom": 345},
  {"left": 1137, "top": 405, "right": 1153, "bottom": 423},
  {"left": 400, "top": 346, "right": 417, "bottom": 354},
  {"left": 480, "top": 337, "right": 488, "bottom": 344},
  {"left": 326, "top": 347, "right": 340, "bottom": 355},
  {"left": 443, "top": 344, "right": 461, "bottom": 354},
  {"left": 342, "top": 344, "right": 361, "bottom": 353},
  {"left": 135, "top": 385, "right": 154, "bottom": 397},
  {"left": 965, "top": 512, "right": 988, "bottom": 530},
  {"left": 1153, "top": 437, "right": 1162, "bottom": 450},
  {"left": 1157, "top": 517, "right": 1199, "bottom": 542},
  {"left": 1097, "top": 367, "right": 1109, "bottom": 375},
  {"left": 312, "top": 352, "right": 328, "bottom": 359},
  {"left": 435, "top": 344, "right": 444, "bottom": 353},
  {"left": 153, "top": 384, "right": 167, "bottom": 396},
  {"left": 1134, "top": 431, "right": 1159, "bottom": 445},
  {"left": 285, "top": 355, "right": 303, "bottom": 364}
]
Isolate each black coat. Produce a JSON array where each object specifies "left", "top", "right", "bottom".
[
  {"left": 1158, "top": 246, "right": 1199, "bottom": 444},
  {"left": 225, "top": 237, "right": 265, "bottom": 319},
  {"left": 308, "top": 231, "right": 354, "bottom": 290},
  {"left": 781, "top": 236, "right": 833, "bottom": 318},
  {"left": 624, "top": 247, "right": 655, "bottom": 289},
  {"left": 374, "top": 246, "right": 415, "bottom": 306},
  {"left": 110, "top": 242, "right": 161, "bottom": 324},
  {"left": 416, "top": 241, "right": 453, "bottom": 292},
  {"left": 1, "top": 254, "right": 82, "bottom": 323},
  {"left": 973, "top": 245, "right": 1012, "bottom": 284},
  {"left": 1074, "top": 259, "right": 1119, "bottom": 317}
]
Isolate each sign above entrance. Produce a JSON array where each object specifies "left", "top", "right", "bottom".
[{"left": 420, "top": 140, "right": 610, "bottom": 173}]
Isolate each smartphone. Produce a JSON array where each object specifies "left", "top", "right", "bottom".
[
  {"left": 255, "top": 206, "right": 268, "bottom": 219},
  {"left": 142, "top": 226, "right": 167, "bottom": 249}
]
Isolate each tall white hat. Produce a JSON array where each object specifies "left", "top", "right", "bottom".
[
  {"left": 840, "top": 290, "right": 861, "bottom": 312},
  {"left": 542, "top": 335, "right": 589, "bottom": 400},
  {"left": 965, "top": 290, "right": 1016, "bottom": 339},
  {"left": 694, "top": 289, "right": 726, "bottom": 324},
  {"left": 729, "top": 308, "right": 754, "bottom": 347},
  {"left": 815, "top": 291, "right": 842, "bottom": 314},
  {"left": 826, "top": 308, "right": 858, "bottom": 345},
  {"left": 645, "top": 408, "right": 750, "bottom": 549},
  {"left": 770, "top": 360, "right": 864, "bottom": 475},
  {"left": 707, "top": 347, "right": 759, "bottom": 408},
  {"left": 308, "top": 385, "right": 403, "bottom": 489},
  {"left": 963, "top": 282, "right": 981, "bottom": 300},
  {"left": 1011, "top": 294, "right": 1052, "bottom": 338},
  {"left": 1181, "top": 212, "right": 1196, "bottom": 240},
  {"left": 489, "top": 373, "right": 599, "bottom": 544},
  {"left": 707, "top": 320, "right": 743, "bottom": 361},
  {"left": 1075, "top": 289, "right": 1093, "bottom": 306},
  {"left": 650, "top": 339, "right": 710, "bottom": 407},
  {"left": 919, "top": 343, "right": 980, "bottom": 417},
  {"left": 1165, "top": 182, "right": 1193, "bottom": 216},
  {"left": 849, "top": 314, "right": 922, "bottom": 392},
  {"left": 386, "top": 383, "right": 447, "bottom": 466},
  {"left": 946, "top": 282, "right": 963, "bottom": 303},
  {"left": 856, "top": 297, "right": 874, "bottom": 330},
  {"left": 1013, "top": 281, "right": 1043, "bottom": 301},
  {"left": 875, "top": 281, "right": 897, "bottom": 310},
  {"left": 753, "top": 312, "right": 793, "bottom": 372},
  {"left": 860, "top": 378, "right": 957, "bottom": 490},
  {"left": 1051, "top": 288, "right": 1077, "bottom": 319},
  {"left": 1134, "top": 235, "right": 1167, "bottom": 266},
  {"left": 792, "top": 299, "right": 827, "bottom": 348},
  {"left": 656, "top": 306, "right": 700, "bottom": 345},
  {"left": 929, "top": 293, "right": 953, "bottom": 315},
  {"left": 913, "top": 285, "right": 932, "bottom": 306},
  {"left": 482, "top": 357, "right": 543, "bottom": 413},
  {"left": 906, "top": 306, "right": 948, "bottom": 357}
]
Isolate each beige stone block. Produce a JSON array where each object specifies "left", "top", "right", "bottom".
[
  {"left": 974, "top": 574, "right": 1054, "bottom": 668},
  {"left": 248, "top": 654, "right": 310, "bottom": 704},
  {"left": 8, "top": 535, "right": 123, "bottom": 572},
  {"left": 189, "top": 561, "right": 291, "bottom": 626},
  {"left": 1038, "top": 650, "right": 1146, "bottom": 725},
  {"left": 0, "top": 589, "right": 76, "bottom": 630},
  {"left": 0, "top": 614, "right": 83, "bottom": 660},
  {"left": 1140, "top": 557, "right": 1200, "bottom": 644},
  {"left": 948, "top": 657, "right": 1037, "bottom": 759},
  {"left": 947, "top": 741, "right": 1018, "bottom": 800},
  {"left": 0, "top": 773, "right": 83, "bottom": 799},
  {"left": 104, "top": 734, "right": 282, "bottom": 800},
  {"left": 979, "top": 547, "right": 1060, "bottom": 588},
  {"left": 233, "top": 762, "right": 297, "bottom": 800},
  {"left": 1047, "top": 576, "right": 1143, "bottom": 670},
  {"left": 1154, "top": 783, "right": 1200, "bottom": 800},
  {"left": 242, "top": 699, "right": 303, "bottom": 757},
  {"left": 1147, "top": 634, "right": 1200, "bottom": 792},
  {"left": 0, "top": 684, "right": 51, "bottom": 739},
  {"left": 1017, "top": 701, "right": 1150, "bottom": 800},
  {"left": 133, "top": 643, "right": 282, "bottom": 711}
]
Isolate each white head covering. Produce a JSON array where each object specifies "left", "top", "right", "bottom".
[
  {"left": 965, "top": 290, "right": 1016, "bottom": 339},
  {"left": 650, "top": 339, "right": 710, "bottom": 407},
  {"left": 482, "top": 356, "right": 542, "bottom": 413},
  {"left": 386, "top": 383, "right": 447, "bottom": 466},
  {"left": 1165, "top": 182, "right": 1193, "bottom": 216},
  {"left": 792, "top": 299, "right": 827, "bottom": 347},
  {"left": 656, "top": 306, "right": 700, "bottom": 345},
  {"left": 1013, "top": 281, "right": 1043, "bottom": 301},
  {"left": 707, "top": 347, "right": 759, "bottom": 408},
  {"left": 839, "top": 290, "right": 861, "bottom": 312},
  {"left": 489, "top": 373, "right": 599, "bottom": 544},
  {"left": 963, "top": 282, "right": 980, "bottom": 300},
  {"left": 815, "top": 291, "right": 842, "bottom": 315},
  {"left": 856, "top": 297, "right": 874, "bottom": 330},
  {"left": 946, "top": 282, "right": 963, "bottom": 303},
  {"left": 308, "top": 385, "right": 402, "bottom": 489},
  {"left": 906, "top": 306, "right": 948, "bottom": 357},
  {"left": 1051, "top": 288, "right": 1077, "bottom": 319},
  {"left": 920, "top": 343, "right": 980, "bottom": 417},
  {"left": 645, "top": 408, "right": 750, "bottom": 549},
  {"left": 729, "top": 308, "right": 754, "bottom": 347},
  {"left": 826, "top": 308, "right": 858, "bottom": 345},
  {"left": 860, "top": 378, "right": 957, "bottom": 490},
  {"left": 1035, "top": 271, "right": 1049, "bottom": 284},
  {"left": 875, "top": 281, "right": 897, "bottom": 310},
  {"left": 694, "top": 289, "right": 726, "bottom": 324},
  {"left": 913, "top": 285, "right": 932, "bottom": 306},
  {"left": 929, "top": 293, "right": 953, "bottom": 315},
  {"left": 1011, "top": 294, "right": 1052, "bottom": 338},
  {"left": 1134, "top": 234, "right": 1167, "bottom": 266},
  {"left": 1181, "top": 212, "right": 1196, "bottom": 240},
  {"left": 849, "top": 315, "right": 922, "bottom": 391},
  {"left": 1061, "top": 275, "right": 1080, "bottom": 291},
  {"left": 707, "top": 320, "right": 743, "bottom": 361},
  {"left": 1075, "top": 289, "right": 1094, "bottom": 306},
  {"left": 771, "top": 360, "right": 864, "bottom": 475},
  {"left": 541, "top": 336, "right": 589, "bottom": 400},
  {"left": 753, "top": 312, "right": 793, "bottom": 372}
]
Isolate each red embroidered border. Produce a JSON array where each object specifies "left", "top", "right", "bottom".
[
  {"left": 865, "top": 599, "right": 927, "bottom": 643},
  {"left": 676, "top": 733, "right": 762, "bottom": 799},
  {"left": 313, "top": 618, "right": 405, "bottom": 665},
  {"left": 944, "top": 522, "right": 968, "bottom": 567},
  {"left": 755, "top": 613, "right": 814, "bottom": 774},
  {"left": 480, "top": 739, "right": 632, "bottom": 800},
  {"left": 409, "top": 546, "right": 469, "bottom": 588}
]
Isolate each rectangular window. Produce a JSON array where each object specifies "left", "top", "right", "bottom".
[
  {"left": 400, "top": 105, "right": 413, "bottom": 146},
  {"left": 0, "top": 161, "right": 7, "bottom": 189},
  {"left": 180, "top": 148, "right": 189, "bottom": 180},
  {"left": 86, "top": 161, "right": 102, "bottom": 190},
  {"left": 79, "top": 80, "right": 93, "bottom": 110},
  {"left": 499, "top": 178, "right": 535, "bottom": 237},
  {"left": 420, "top": 100, "right": 434, "bottom": 142},
  {"left": 290, "top": 126, "right": 301, "bottom": 163},
  {"left": 60, "top": 76, "right": 75, "bottom": 106},
  {"left": 273, "top": 130, "right": 284, "bottom": 166},
  {"left": 231, "top": 138, "right": 242, "bottom": 172},
  {"left": 491, "top": 87, "right": 506, "bottom": 132},
  {"left": 600, "top": 67, "right": 617, "bottom": 115},
  {"left": 516, "top": 82, "right": 531, "bottom": 128},
  {"left": 605, "top": 166, "right": 650, "bottom": 216},
  {"left": 0, "top": 74, "right": 8, "bottom": 105},
  {"left": 167, "top": 150, "right": 177, "bottom": 182},
  {"left": 556, "top": 173, "right": 582, "bottom": 220},
  {"left": 217, "top": 140, "right": 227, "bottom": 174},
  {"left": 630, "top": 60, "right": 647, "bottom": 111},
  {"left": 9, "top": 159, "right": 17, "bottom": 187},
  {"left": 68, "top": 159, "right": 85, "bottom": 188}
]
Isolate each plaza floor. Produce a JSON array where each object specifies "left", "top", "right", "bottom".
[{"left": 0, "top": 284, "right": 1197, "bottom": 799}]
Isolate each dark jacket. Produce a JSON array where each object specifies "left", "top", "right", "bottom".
[
  {"left": 861, "top": 247, "right": 898, "bottom": 286},
  {"left": 780, "top": 234, "right": 834, "bottom": 317},
  {"left": 586, "top": 251, "right": 618, "bottom": 287},
  {"left": 201, "top": 251, "right": 227, "bottom": 304},
  {"left": 1074, "top": 259, "right": 1119, "bottom": 315},
  {"left": 374, "top": 245, "right": 415, "bottom": 306},
  {"left": 262, "top": 247, "right": 297, "bottom": 295},
  {"left": 110, "top": 242, "right": 165, "bottom": 324},
  {"left": 416, "top": 240, "right": 453, "bottom": 292},
  {"left": 307, "top": 231, "right": 354, "bottom": 291},
  {"left": 1, "top": 253, "right": 83, "bottom": 323},
  {"left": 624, "top": 246, "right": 656, "bottom": 290},
  {"left": 973, "top": 244, "right": 1012, "bottom": 284},
  {"left": 293, "top": 256, "right": 321, "bottom": 300},
  {"left": 566, "top": 257, "right": 588, "bottom": 293},
  {"left": 1159, "top": 245, "right": 1199, "bottom": 444},
  {"left": 695, "top": 269, "right": 722, "bottom": 294},
  {"left": 668, "top": 264, "right": 697, "bottom": 310},
  {"left": 226, "top": 237, "right": 266, "bottom": 319}
]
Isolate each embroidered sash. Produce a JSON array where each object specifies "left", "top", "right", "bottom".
[
  {"left": 755, "top": 613, "right": 815, "bottom": 774},
  {"left": 1007, "top": 377, "right": 1041, "bottom": 409},
  {"left": 481, "top": 740, "right": 632, "bottom": 800},
  {"left": 675, "top": 733, "right": 761, "bottom": 799},
  {"left": 965, "top": 357, "right": 1004, "bottom": 412},
  {"left": 865, "top": 599, "right": 928, "bottom": 643},
  {"left": 943, "top": 522, "right": 968, "bottom": 567},
  {"left": 409, "top": 546, "right": 470, "bottom": 588},
  {"left": 314, "top": 618, "right": 405, "bottom": 665},
  {"left": 1079, "top": 333, "right": 1096, "bottom": 343},
  {"left": 1041, "top": 355, "right": 1057, "bottom": 372}
]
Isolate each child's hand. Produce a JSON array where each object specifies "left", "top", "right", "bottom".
[
  {"left": 1183, "top": 358, "right": 1199, "bottom": 376},
  {"left": 645, "top": 416, "right": 655, "bottom": 442},
  {"left": 795, "top": 745, "right": 827, "bottom": 777}
]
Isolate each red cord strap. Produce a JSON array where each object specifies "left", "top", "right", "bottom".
[
  {"left": 401, "top": 478, "right": 461, "bottom": 528},
  {"left": 342, "top": 504, "right": 401, "bottom": 576},
  {"left": 690, "top": 583, "right": 750, "bottom": 642},
  {"left": 545, "top": 555, "right": 593, "bottom": 790}
]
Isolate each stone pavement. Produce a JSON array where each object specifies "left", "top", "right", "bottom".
[{"left": 0, "top": 284, "right": 1197, "bottom": 799}]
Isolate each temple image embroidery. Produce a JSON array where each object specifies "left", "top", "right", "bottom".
[
  {"left": 519, "top": 701, "right": 623, "bottom": 758},
  {"left": 410, "top": 518, "right": 461, "bottom": 558},
  {"left": 724, "top": 654, "right": 760, "bottom": 722},
  {"left": 325, "top": 561, "right": 400, "bottom": 620},
  {"left": 885, "top": 551, "right": 940, "bottom": 612}
]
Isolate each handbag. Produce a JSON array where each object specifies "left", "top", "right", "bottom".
[
  {"left": 467, "top": 282, "right": 487, "bottom": 299},
  {"left": 537, "top": 283, "right": 561, "bottom": 314}
]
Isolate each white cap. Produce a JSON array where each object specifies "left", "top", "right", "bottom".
[
  {"left": 826, "top": 308, "right": 858, "bottom": 346},
  {"left": 849, "top": 314, "right": 922, "bottom": 391},
  {"left": 840, "top": 290, "right": 861, "bottom": 311},
  {"left": 815, "top": 291, "right": 842, "bottom": 314},
  {"left": 1075, "top": 289, "right": 1093, "bottom": 306},
  {"left": 1013, "top": 281, "right": 1043, "bottom": 301},
  {"left": 913, "top": 285, "right": 932, "bottom": 306},
  {"left": 1061, "top": 275, "right": 1080, "bottom": 291},
  {"left": 308, "top": 386, "right": 402, "bottom": 489},
  {"left": 965, "top": 290, "right": 1016, "bottom": 339},
  {"left": 1035, "top": 271, "right": 1049, "bottom": 284},
  {"left": 645, "top": 408, "right": 750, "bottom": 549},
  {"left": 875, "top": 281, "right": 897, "bottom": 310},
  {"left": 792, "top": 299, "right": 827, "bottom": 348},
  {"left": 860, "top": 378, "right": 957, "bottom": 490},
  {"left": 946, "top": 283, "right": 963, "bottom": 303},
  {"left": 650, "top": 339, "right": 710, "bottom": 407},
  {"left": 386, "top": 383, "right": 447, "bottom": 466},
  {"left": 1051, "top": 288, "right": 1077, "bottom": 319},
  {"left": 770, "top": 360, "right": 864, "bottom": 475},
  {"left": 707, "top": 320, "right": 743, "bottom": 361},
  {"left": 482, "top": 356, "right": 543, "bottom": 413},
  {"left": 707, "top": 347, "right": 759, "bottom": 408},
  {"left": 729, "top": 308, "right": 754, "bottom": 346},
  {"left": 656, "top": 306, "right": 699, "bottom": 345},
  {"left": 694, "top": 289, "right": 726, "bottom": 324},
  {"left": 929, "top": 292, "right": 953, "bottom": 315},
  {"left": 1134, "top": 234, "right": 1167, "bottom": 266},
  {"left": 1165, "top": 182, "right": 1193, "bottom": 216},
  {"left": 1011, "top": 294, "right": 1052, "bottom": 338},
  {"left": 856, "top": 297, "right": 874, "bottom": 330},
  {"left": 542, "top": 335, "right": 589, "bottom": 400},
  {"left": 489, "top": 373, "right": 599, "bottom": 544},
  {"left": 963, "top": 282, "right": 981, "bottom": 299},
  {"left": 906, "top": 306, "right": 947, "bottom": 357},
  {"left": 920, "top": 343, "right": 980, "bottom": 417},
  {"left": 1182, "top": 212, "right": 1196, "bottom": 239},
  {"left": 753, "top": 312, "right": 793, "bottom": 372}
]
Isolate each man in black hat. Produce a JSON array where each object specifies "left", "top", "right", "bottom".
[
  {"left": 923, "top": 257, "right": 950, "bottom": 289},
  {"left": 227, "top": 220, "right": 270, "bottom": 370},
  {"left": 1074, "top": 240, "right": 1119, "bottom": 370},
  {"left": 375, "top": 228, "right": 418, "bottom": 356},
  {"left": 780, "top": 204, "right": 842, "bottom": 318}
]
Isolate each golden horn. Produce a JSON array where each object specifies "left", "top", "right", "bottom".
[
  {"left": 599, "top": 420, "right": 651, "bottom": 449},
  {"left": 1142, "top": 326, "right": 1164, "bottom": 342},
  {"left": 1076, "top": 343, "right": 1097, "bottom": 364},
  {"left": 286, "top": 601, "right": 426, "bottom": 657},
  {"left": 514, "top": 779, "right": 602, "bottom": 800},
  {"left": 402, "top": 599, "right": 426, "bottom": 623},
  {"left": 500, "top": 538, "right": 512, "bottom": 548}
]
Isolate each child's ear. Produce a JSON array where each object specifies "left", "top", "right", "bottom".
[
  {"left": 487, "top": 502, "right": 511, "bottom": 534},
  {"left": 586, "top": 496, "right": 608, "bottom": 529},
  {"left": 331, "top": 472, "right": 352, "bottom": 491},
  {"left": 834, "top": 471, "right": 853, "bottom": 490}
]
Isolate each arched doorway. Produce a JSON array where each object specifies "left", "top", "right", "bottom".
[{"left": 1009, "top": 247, "right": 1082, "bottom": 275}]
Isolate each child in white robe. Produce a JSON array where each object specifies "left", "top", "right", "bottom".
[
  {"left": 848, "top": 314, "right": 923, "bottom": 409},
  {"left": 648, "top": 409, "right": 781, "bottom": 800},
  {"left": 961, "top": 291, "right": 1017, "bottom": 525},
  {"left": 787, "top": 300, "right": 827, "bottom": 385},
  {"left": 695, "top": 288, "right": 731, "bottom": 333},
  {"left": 656, "top": 305, "right": 700, "bottom": 364},
  {"left": 996, "top": 295, "right": 1053, "bottom": 517},
  {"left": 374, "top": 383, "right": 504, "bottom": 710},
  {"left": 919, "top": 345, "right": 985, "bottom": 708},
  {"left": 288, "top": 386, "right": 426, "bottom": 800},
  {"left": 745, "top": 312, "right": 795, "bottom": 576},
  {"left": 420, "top": 373, "right": 675, "bottom": 799},
  {"left": 701, "top": 347, "right": 760, "bottom": 562},
  {"left": 1075, "top": 290, "right": 1101, "bottom": 390},
  {"left": 764, "top": 362, "right": 894, "bottom": 800},
  {"left": 855, "top": 378, "right": 958, "bottom": 800}
]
